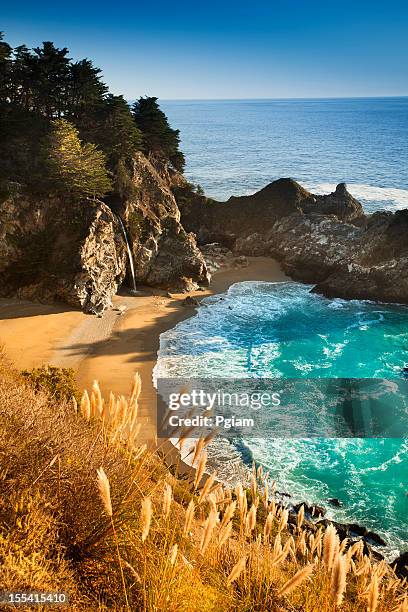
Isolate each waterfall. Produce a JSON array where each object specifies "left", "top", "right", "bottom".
[{"left": 116, "top": 215, "right": 137, "bottom": 294}]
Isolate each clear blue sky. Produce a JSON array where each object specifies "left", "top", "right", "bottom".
[{"left": 2, "top": 0, "right": 408, "bottom": 99}]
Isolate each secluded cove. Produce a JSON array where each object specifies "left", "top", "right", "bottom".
[{"left": 156, "top": 280, "right": 408, "bottom": 557}]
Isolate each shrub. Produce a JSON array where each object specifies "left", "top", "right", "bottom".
[{"left": 21, "top": 365, "right": 80, "bottom": 403}]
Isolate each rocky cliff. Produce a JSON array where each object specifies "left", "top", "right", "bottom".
[
  {"left": 118, "top": 153, "right": 209, "bottom": 292},
  {"left": 0, "top": 154, "right": 209, "bottom": 313},
  {"left": 0, "top": 193, "right": 127, "bottom": 313},
  {"left": 176, "top": 179, "right": 408, "bottom": 305}
]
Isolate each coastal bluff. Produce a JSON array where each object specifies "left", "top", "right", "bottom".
[
  {"left": 1, "top": 161, "right": 407, "bottom": 311},
  {"left": 177, "top": 179, "right": 408, "bottom": 305},
  {"left": 0, "top": 153, "right": 209, "bottom": 313}
]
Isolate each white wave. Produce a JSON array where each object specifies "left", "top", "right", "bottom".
[{"left": 303, "top": 182, "right": 408, "bottom": 211}]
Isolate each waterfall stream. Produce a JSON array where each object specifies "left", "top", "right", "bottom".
[{"left": 116, "top": 215, "right": 137, "bottom": 294}]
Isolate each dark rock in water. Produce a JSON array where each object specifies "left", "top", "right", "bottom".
[
  {"left": 366, "top": 531, "right": 387, "bottom": 547},
  {"left": 316, "top": 519, "right": 348, "bottom": 542},
  {"left": 176, "top": 178, "right": 408, "bottom": 305},
  {"left": 392, "top": 551, "right": 408, "bottom": 579},
  {"left": 316, "top": 519, "right": 387, "bottom": 549},
  {"left": 293, "top": 502, "right": 326, "bottom": 518},
  {"left": 362, "top": 541, "right": 385, "bottom": 562},
  {"left": 328, "top": 498, "right": 343, "bottom": 507},
  {"left": 182, "top": 296, "right": 199, "bottom": 307},
  {"left": 347, "top": 524, "right": 386, "bottom": 546}
]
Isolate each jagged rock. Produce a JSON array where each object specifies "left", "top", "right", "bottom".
[
  {"left": 302, "top": 183, "right": 364, "bottom": 222},
  {"left": 393, "top": 551, "right": 408, "bottom": 579},
  {"left": 316, "top": 519, "right": 387, "bottom": 549},
  {"left": 182, "top": 296, "right": 199, "bottom": 307},
  {"left": 119, "top": 153, "right": 210, "bottom": 292},
  {"left": 293, "top": 502, "right": 326, "bottom": 518},
  {"left": 0, "top": 153, "right": 210, "bottom": 312},
  {"left": 200, "top": 242, "right": 232, "bottom": 257},
  {"left": 177, "top": 179, "right": 408, "bottom": 305},
  {"left": 200, "top": 243, "right": 233, "bottom": 274},
  {"left": 0, "top": 193, "right": 127, "bottom": 314}
]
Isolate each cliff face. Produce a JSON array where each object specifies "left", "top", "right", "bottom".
[
  {"left": 0, "top": 193, "right": 127, "bottom": 313},
  {"left": 177, "top": 179, "right": 408, "bottom": 305},
  {"left": 120, "top": 153, "right": 209, "bottom": 291},
  {"left": 0, "top": 153, "right": 209, "bottom": 313}
]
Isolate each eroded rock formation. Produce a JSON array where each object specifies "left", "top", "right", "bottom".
[
  {"left": 177, "top": 179, "right": 408, "bottom": 305},
  {"left": 119, "top": 153, "right": 209, "bottom": 292},
  {"left": 0, "top": 153, "right": 209, "bottom": 313},
  {"left": 0, "top": 194, "right": 127, "bottom": 313}
]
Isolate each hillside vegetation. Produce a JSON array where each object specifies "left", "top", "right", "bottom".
[
  {"left": 0, "top": 355, "right": 406, "bottom": 611},
  {"left": 0, "top": 32, "right": 184, "bottom": 202}
]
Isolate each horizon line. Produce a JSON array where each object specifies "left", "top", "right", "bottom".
[{"left": 153, "top": 95, "right": 408, "bottom": 102}]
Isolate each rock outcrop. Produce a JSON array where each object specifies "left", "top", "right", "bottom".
[
  {"left": 177, "top": 179, "right": 408, "bottom": 305},
  {"left": 0, "top": 153, "right": 209, "bottom": 313},
  {"left": 119, "top": 153, "right": 209, "bottom": 292},
  {"left": 0, "top": 193, "right": 127, "bottom": 313}
]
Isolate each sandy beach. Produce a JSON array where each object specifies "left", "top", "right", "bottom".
[{"left": 0, "top": 257, "right": 288, "bottom": 444}]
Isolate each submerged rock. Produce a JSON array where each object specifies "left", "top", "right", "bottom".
[{"left": 328, "top": 497, "right": 343, "bottom": 507}]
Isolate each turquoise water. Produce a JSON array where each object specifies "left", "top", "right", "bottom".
[
  {"left": 156, "top": 282, "right": 408, "bottom": 556},
  {"left": 162, "top": 97, "right": 408, "bottom": 212}
]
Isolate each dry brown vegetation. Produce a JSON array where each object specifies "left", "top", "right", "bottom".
[{"left": 0, "top": 354, "right": 407, "bottom": 611}]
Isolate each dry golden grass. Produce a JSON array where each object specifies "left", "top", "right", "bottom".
[{"left": 0, "top": 354, "right": 407, "bottom": 611}]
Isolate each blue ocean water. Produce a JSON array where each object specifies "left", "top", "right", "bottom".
[
  {"left": 156, "top": 283, "right": 408, "bottom": 556},
  {"left": 162, "top": 97, "right": 408, "bottom": 211},
  {"left": 157, "top": 98, "right": 408, "bottom": 556}
]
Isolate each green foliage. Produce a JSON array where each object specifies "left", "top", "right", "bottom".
[
  {"left": 126, "top": 210, "right": 150, "bottom": 241},
  {"left": 21, "top": 365, "right": 80, "bottom": 403},
  {"left": 132, "top": 96, "right": 185, "bottom": 171},
  {"left": 89, "top": 95, "right": 143, "bottom": 198},
  {"left": 0, "top": 32, "right": 186, "bottom": 199},
  {"left": 194, "top": 183, "right": 205, "bottom": 196},
  {"left": 94, "top": 95, "right": 142, "bottom": 163},
  {"left": 42, "top": 119, "right": 112, "bottom": 199}
]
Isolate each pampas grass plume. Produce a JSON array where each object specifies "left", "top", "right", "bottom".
[
  {"left": 162, "top": 482, "right": 172, "bottom": 518},
  {"left": 278, "top": 564, "right": 314, "bottom": 597},
  {"left": 96, "top": 467, "right": 112, "bottom": 517},
  {"left": 331, "top": 552, "right": 347, "bottom": 606},
  {"left": 227, "top": 556, "right": 246, "bottom": 585},
  {"left": 183, "top": 499, "right": 195, "bottom": 536},
  {"left": 141, "top": 496, "right": 152, "bottom": 542}
]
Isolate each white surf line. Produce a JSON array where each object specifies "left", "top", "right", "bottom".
[{"left": 304, "top": 182, "right": 408, "bottom": 208}]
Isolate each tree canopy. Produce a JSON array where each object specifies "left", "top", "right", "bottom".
[
  {"left": 0, "top": 33, "right": 185, "bottom": 200},
  {"left": 133, "top": 97, "right": 185, "bottom": 172},
  {"left": 42, "top": 119, "right": 112, "bottom": 199}
]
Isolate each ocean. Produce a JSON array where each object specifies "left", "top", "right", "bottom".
[
  {"left": 162, "top": 97, "right": 408, "bottom": 211},
  {"left": 157, "top": 98, "right": 408, "bottom": 557}
]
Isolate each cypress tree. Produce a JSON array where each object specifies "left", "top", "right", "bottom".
[
  {"left": 132, "top": 96, "right": 185, "bottom": 171},
  {"left": 43, "top": 119, "right": 112, "bottom": 199}
]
